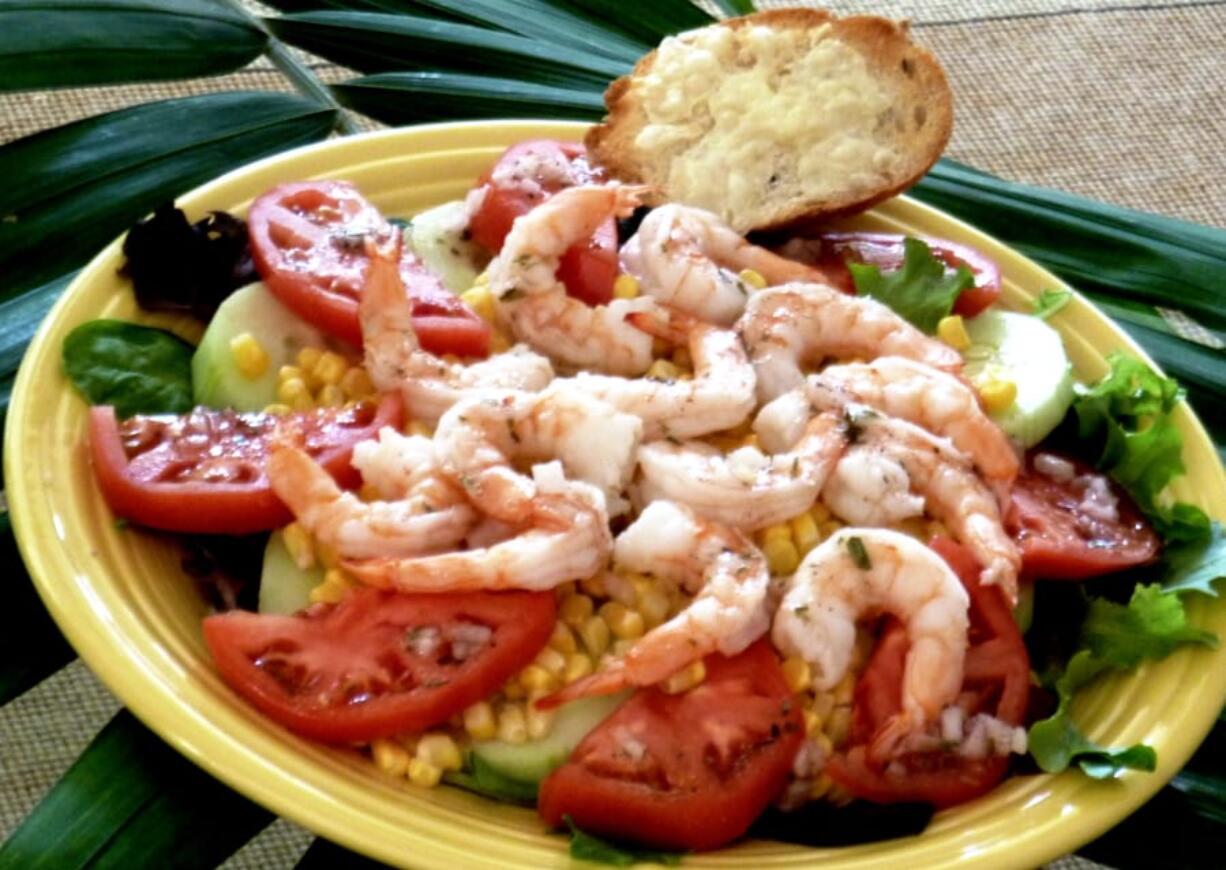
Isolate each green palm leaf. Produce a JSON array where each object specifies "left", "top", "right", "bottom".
[
  {"left": 563, "top": 0, "right": 713, "bottom": 43},
  {"left": 399, "top": 0, "right": 648, "bottom": 62},
  {"left": 332, "top": 71, "right": 605, "bottom": 125},
  {"left": 710, "top": 0, "right": 757, "bottom": 16},
  {"left": 267, "top": 11, "right": 628, "bottom": 87},
  {"left": 0, "top": 0, "right": 266, "bottom": 91},
  {"left": 0, "top": 91, "right": 337, "bottom": 300},
  {"left": 0, "top": 710, "right": 273, "bottom": 869}
]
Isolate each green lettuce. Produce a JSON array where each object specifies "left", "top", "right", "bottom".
[
  {"left": 1072, "top": 353, "right": 1211, "bottom": 541},
  {"left": 849, "top": 237, "right": 974, "bottom": 333},
  {"left": 1029, "top": 580, "right": 1220, "bottom": 777},
  {"left": 565, "top": 817, "right": 684, "bottom": 867},
  {"left": 1032, "top": 288, "right": 1072, "bottom": 319}
]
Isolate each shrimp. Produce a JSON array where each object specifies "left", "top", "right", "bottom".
[
  {"left": 267, "top": 429, "right": 475, "bottom": 560},
  {"left": 489, "top": 184, "right": 657, "bottom": 375},
  {"left": 620, "top": 203, "right": 826, "bottom": 326},
  {"left": 772, "top": 528, "right": 970, "bottom": 760},
  {"left": 811, "top": 357, "right": 1019, "bottom": 482},
  {"left": 432, "top": 386, "right": 642, "bottom": 521},
  {"left": 739, "top": 283, "right": 963, "bottom": 401},
  {"left": 359, "top": 237, "right": 553, "bottom": 424},
  {"left": 561, "top": 308, "right": 756, "bottom": 440},
  {"left": 815, "top": 399, "right": 1021, "bottom": 602},
  {"left": 634, "top": 411, "right": 847, "bottom": 531},
  {"left": 540, "top": 500, "right": 770, "bottom": 706},
  {"left": 342, "top": 474, "right": 612, "bottom": 593}
]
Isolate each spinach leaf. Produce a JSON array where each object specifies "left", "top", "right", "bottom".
[
  {"left": 565, "top": 817, "right": 684, "bottom": 866},
  {"left": 62, "top": 319, "right": 194, "bottom": 417},
  {"left": 849, "top": 236, "right": 974, "bottom": 333}
]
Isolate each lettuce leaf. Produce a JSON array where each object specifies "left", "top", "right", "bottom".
[
  {"left": 1072, "top": 352, "right": 1211, "bottom": 541},
  {"left": 1032, "top": 288, "right": 1072, "bottom": 319},
  {"left": 849, "top": 237, "right": 974, "bottom": 333},
  {"left": 1161, "top": 523, "right": 1226, "bottom": 596},
  {"left": 564, "top": 817, "right": 684, "bottom": 867},
  {"left": 1029, "top": 583, "right": 1218, "bottom": 777}
]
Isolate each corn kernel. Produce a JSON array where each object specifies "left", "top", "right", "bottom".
[
  {"left": 317, "top": 383, "right": 346, "bottom": 408},
  {"left": 406, "top": 420, "right": 433, "bottom": 438},
  {"left": 646, "top": 359, "right": 683, "bottom": 382},
  {"left": 416, "top": 733, "right": 462, "bottom": 772},
  {"left": 229, "top": 332, "right": 270, "bottom": 379},
  {"left": 308, "top": 569, "right": 350, "bottom": 605},
  {"left": 763, "top": 536, "right": 801, "bottom": 576},
  {"left": 473, "top": 270, "right": 489, "bottom": 286},
  {"left": 296, "top": 347, "right": 323, "bottom": 373},
  {"left": 313, "top": 351, "right": 349, "bottom": 387},
  {"left": 803, "top": 709, "right": 823, "bottom": 737},
  {"left": 834, "top": 672, "right": 856, "bottom": 705},
  {"left": 497, "top": 704, "right": 528, "bottom": 744},
  {"left": 790, "top": 512, "right": 820, "bottom": 555},
  {"left": 637, "top": 586, "right": 671, "bottom": 629},
  {"left": 818, "top": 520, "right": 843, "bottom": 540},
  {"left": 780, "top": 657, "right": 812, "bottom": 694},
  {"left": 534, "top": 646, "right": 568, "bottom": 676},
  {"left": 579, "top": 574, "right": 607, "bottom": 598},
  {"left": 407, "top": 757, "right": 442, "bottom": 788},
  {"left": 610, "top": 637, "right": 637, "bottom": 657},
  {"left": 671, "top": 346, "right": 692, "bottom": 370},
  {"left": 278, "top": 364, "right": 303, "bottom": 384},
  {"left": 526, "top": 703, "right": 555, "bottom": 740},
  {"left": 827, "top": 707, "right": 852, "bottom": 747},
  {"left": 282, "top": 522, "right": 316, "bottom": 570},
  {"left": 491, "top": 330, "right": 513, "bottom": 353},
  {"left": 262, "top": 403, "right": 292, "bottom": 416},
  {"left": 519, "top": 664, "right": 558, "bottom": 694},
  {"left": 812, "top": 731, "right": 835, "bottom": 758},
  {"left": 563, "top": 652, "right": 594, "bottom": 684},
  {"left": 612, "top": 273, "right": 640, "bottom": 299},
  {"left": 738, "top": 268, "right": 767, "bottom": 290},
  {"left": 371, "top": 738, "right": 410, "bottom": 778},
  {"left": 927, "top": 519, "right": 950, "bottom": 539},
  {"left": 662, "top": 660, "right": 706, "bottom": 694},
  {"left": 978, "top": 378, "right": 1018, "bottom": 413},
  {"left": 549, "top": 622, "right": 577, "bottom": 655},
  {"left": 316, "top": 542, "right": 340, "bottom": 570},
  {"left": 810, "top": 502, "right": 831, "bottom": 524},
  {"left": 600, "top": 602, "right": 645, "bottom": 640},
  {"left": 559, "top": 593, "right": 594, "bottom": 627},
  {"left": 809, "top": 774, "right": 834, "bottom": 801},
  {"left": 277, "top": 377, "right": 313, "bottom": 410},
  {"left": 339, "top": 367, "right": 375, "bottom": 399},
  {"left": 761, "top": 524, "right": 791, "bottom": 546},
  {"left": 937, "top": 315, "right": 971, "bottom": 351},
  {"left": 502, "top": 676, "right": 526, "bottom": 701},
  {"left": 578, "top": 615, "right": 611, "bottom": 657},
  {"left": 463, "top": 702, "right": 497, "bottom": 741},
  {"left": 812, "top": 691, "right": 836, "bottom": 720},
  {"left": 460, "top": 285, "right": 497, "bottom": 323}
]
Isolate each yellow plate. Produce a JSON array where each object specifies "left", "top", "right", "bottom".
[{"left": 7, "top": 120, "right": 1226, "bottom": 869}]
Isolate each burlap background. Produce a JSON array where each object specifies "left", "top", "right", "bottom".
[{"left": 2, "top": 1, "right": 1222, "bottom": 867}]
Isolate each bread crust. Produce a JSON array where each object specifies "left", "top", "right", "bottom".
[{"left": 585, "top": 8, "right": 953, "bottom": 232}]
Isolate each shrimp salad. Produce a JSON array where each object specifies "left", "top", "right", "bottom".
[{"left": 68, "top": 136, "right": 1218, "bottom": 856}]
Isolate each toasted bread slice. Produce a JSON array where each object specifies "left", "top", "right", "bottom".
[{"left": 586, "top": 9, "right": 952, "bottom": 233}]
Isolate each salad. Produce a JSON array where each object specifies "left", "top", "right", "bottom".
[{"left": 61, "top": 136, "right": 1223, "bottom": 860}]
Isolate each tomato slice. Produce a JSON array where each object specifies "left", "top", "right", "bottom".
[
  {"left": 811, "top": 232, "right": 1002, "bottom": 316},
  {"left": 538, "top": 641, "right": 804, "bottom": 852},
  {"left": 248, "top": 180, "right": 489, "bottom": 355},
  {"left": 468, "top": 139, "right": 616, "bottom": 305},
  {"left": 829, "top": 538, "right": 1030, "bottom": 807},
  {"left": 1006, "top": 453, "right": 1161, "bottom": 580},
  {"left": 204, "top": 588, "right": 555, "bottom": 742},
  {"left": 89, "top": 395, "right": 402, "bottom": 534}
]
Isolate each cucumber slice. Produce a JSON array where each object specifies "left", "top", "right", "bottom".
[
  {"left": 405, "top": 200, "right": 488, "bottom": 293},
  {"left": 963, "top": 310, "right": 1075, "bottom": 448},
  {"left": 191, "top": 282, "right": 329, "bottom": 411},
  {"left": 470, "top": 691, "right": 629, "bottom": 786},
  {"left": 257, "top": 530, "right": 324, "bottom": 615}
]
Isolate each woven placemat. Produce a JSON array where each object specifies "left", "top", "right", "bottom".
[{"left": 3, "top": 2, "right": 1222, "bottom": 867}]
